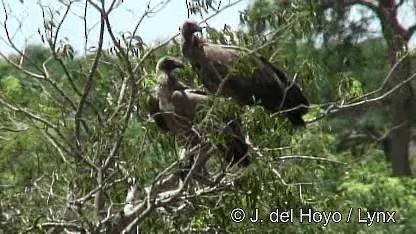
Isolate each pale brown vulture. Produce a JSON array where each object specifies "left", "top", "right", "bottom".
[
  {"left": 149, "top": 56, "right": 251, "bottom": 170},
  {"left": 181, "top": 21, "right": 310, "bottom": 127}
]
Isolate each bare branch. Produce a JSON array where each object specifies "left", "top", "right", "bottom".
[
  {"left": 320, "top": 0, "right": 379, "bottom": 13},
  {"left": 0, "top": 50, "right": 45, "bottom": 79},
  {"left": 0, "top": 126, "right": 28, "bottom": 132},
  {"left": 345, "top": 0, "right": 379, "bottom": 12},
  {"left": 74, "top": 3, "right": 105, "bottom": 142},
  {"left": 0, "top": 96, "right": 58, "bottom": 129},
  {"left": 1, "top": 0, "right": 45, "bottom": 75},
  {"left": 132, "top": 0, "right": 245, "bottom": 75},
  {"left": 318, "top": 71, "right": 416, "bottom": 118},
  {"left": 275, "top": 155, "right": 347, "bottom": 165},
  {"left": 271, "top": 167, "right": 313, "bottom": 186},
  {"left": 24, "top": 221, "right": 87, "bottom": 233},
  {"left": 348, "top": 55, "right": 407, "bottom": 103},
  {"left": 42, "top": 56, "right": 78, "bottom": 110},
  {"left": 407, "top": 24, "right": 416, "bottom": 40},
  {"left": 40, "top": 130, "right": 70, "bottom": 165}
]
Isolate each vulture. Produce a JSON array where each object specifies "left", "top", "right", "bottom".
[
  {"left": 149, "top": 56, "right": 251, "bottom": 171},
  {"left": 181, "top": 21, "right": 310, "bottom": 127}
]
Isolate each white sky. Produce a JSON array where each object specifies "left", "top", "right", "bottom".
[
  {"left": 0, "top": 0, "right": 415, "bottom": 56},
  {"left": 0, "top": 0, "right": 250, "bottom": 56},
  {"left": 347, "top": 1, "right": 416, "bottom": 47}
]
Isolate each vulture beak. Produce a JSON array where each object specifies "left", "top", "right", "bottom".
[
  {"left": 194, "top": 25, "right": 203, "bottom": 33},
  {"left": 170, "top": 57, "right": 185, "bottom": 68},
  {"left": 175, "top": 61, "right": 185, "bottom": 69}
]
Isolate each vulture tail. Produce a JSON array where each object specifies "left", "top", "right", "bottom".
[
  {"left": 286, "top": 112, "right": 307, "bottom": 127},
  {"left": 259, "top": 57, "right": 310, "bottom": 126}
]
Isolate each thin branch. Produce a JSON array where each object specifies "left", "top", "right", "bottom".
[
  {"left": 321, "top": 0, "right": 379, "bottom": 13},
  {"left": 275, "top": 155, "right": 347, "bottom": 165},
  {"left": 1, "top": 0, "right": 45, "bottom": 74},
  {"left": 323, "top": 71, "right": 416, "bottom": 114},
  {"left": 271, "top": 167, "right": 313, "bottom": 186},
  {"left": 42, "top": 56, "right": 78, "bottom": 110},
  {"left": 74, "top": 3, "right": 105, "bottom": 142},
  {"left": 24, "top": 222, "right": 87, "bottom": 233},
  {"left": 0, "top": 126, "right": 28, "bottom": 132},
  {"left": 128, "top": 0, "right": 171, "bottom": 51},
  {"left": 348, "top": 54, "right": 407, "bottom": 103},
  {"left": 0, "top": 96, "right": 58, "bottom": 129},
  {"left": 40, "top": 130, "right": 70, "bottom": 165},
  {"left": 345, "top": 0, "right": 379, "bottom": 12},
  {"left": 406, "top": 24, "right": 416, "bottom": 41},
  {"left": 0, "top": 50, "right": 45, "bottom": 79},
  {"left": 132, "top": 0, "right": 244, "bottom": 75}
]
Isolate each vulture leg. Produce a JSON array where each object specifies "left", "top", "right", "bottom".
[{"left": 219, "top": 117, "right": 251, "bottom": 167}]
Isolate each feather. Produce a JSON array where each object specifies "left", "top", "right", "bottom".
[
  {"left": 181, "top": 21, "right": 310, "bottom": 127},
  {"left": 150, "top": 56, "right": 251, "bottom": 168}
]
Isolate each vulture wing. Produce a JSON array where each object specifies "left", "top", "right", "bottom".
[
  {"left": 185, "top": 38, "right": 309, "bottom": 127},
  {"left": 260, "top": 57, "right": 309, "bottom": 116},
  {"left": 171, "top": 89, "right": 209, "bottom": 120},
  {"left": 149, "top": 91, "right": 170, "bottom": 131},
  {"left": 150, "top": 56, "right": 251, "bottom": 168},
  {"left": 182, "top": 89, "right": 208, "bottom": 96}
]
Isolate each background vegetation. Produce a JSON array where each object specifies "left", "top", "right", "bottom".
[{"left": 0, "top": 0, "right": 415, "bottom": 233}]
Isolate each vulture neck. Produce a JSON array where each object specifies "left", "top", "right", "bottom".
[
  {"left": 157, "top": 71, "right": 176, "bottom": 88},
  {"left": 182, "top": 35, "right": 206, "bottom": 63},
  {"left": 157, "top": 72, "right": 176, "bottom": 112}
]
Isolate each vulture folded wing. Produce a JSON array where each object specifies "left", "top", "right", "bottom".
[
  {"left": 172, "top": 77, "right": 191, "bottom": 91},
  {"left": 149, "top": 91, "right": 170, "bottom": 131},
  {"left": 202, "top": 44, "right": 241, "bottom": 64},
  {"left": 171, "top": 89, "right": 209, "bottom": 119},
  {"left": 259, "top": 57, "right": 310, "bottom": 116},
  {"left": 181, "top": 21, "right": 310, "bottom": 127},
  {"left": 186, "top": 89, "right": 208, "bottom": 95},
  {"left": 258, "top": 57, "right": 290, "bottom": 83}
]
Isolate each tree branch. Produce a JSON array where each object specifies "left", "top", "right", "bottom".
[
  {"left": 74, "top": 1, "right": 105, "bottom": 142},
  {"left": 320, "top": 0, "right": 379, "bottom": 14},
  {"left": 345, "top": 0, "right": 379, "bottom": 12},
  {"left": 406, "top": 24, "right": 416, "bottom": 41}
]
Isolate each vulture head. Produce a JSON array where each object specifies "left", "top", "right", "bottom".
[
  {"left": 156, "top": 56, "right": 185, "bottom": 74},
  {"left": 181, "top": 21, "right": 203, "bottom": 41}
]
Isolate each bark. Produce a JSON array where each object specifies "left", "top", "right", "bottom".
[{"left": 379, "top": 0, "right": 413, "bottom": 176}]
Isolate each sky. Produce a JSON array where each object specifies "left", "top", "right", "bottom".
[
  {"left": 0, "top": 0, "right": 415, "bottom": 56},
  {"left": 0, "top": 0, "right": 251, "bottom": 56}
]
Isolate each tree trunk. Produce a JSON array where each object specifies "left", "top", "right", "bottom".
[
  {"left": 384, "top": 45, "right": 412, "bottom": 176},
  {"left": 379, "top": 1, "right": 413, "bottom": 176},
  {"left": 388, "top": 96, "right": 412, "bottom": 176}
]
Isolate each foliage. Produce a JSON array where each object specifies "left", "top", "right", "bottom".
[{"left": 0, "top": 0, "right": 415, "bottom": 233}]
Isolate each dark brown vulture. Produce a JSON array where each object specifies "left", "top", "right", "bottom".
[
  {"left": 149, "top": 56, "right": 251, "bottom": 171},
  {"left": 181, "top": 21, "right": 310, "bottom": 127}
]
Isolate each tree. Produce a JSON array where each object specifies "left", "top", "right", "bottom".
[
  {"left": 1, "top": 0, "right": 415, "bottom": 233},
  {"left": 1, "top": 0, "right": 323, "bottom": 232},
  {"left": 319, "top": 0, "right": 416, "bottom": 176},
  {"left": 243, "top": 0, "right": 416, "bottom": 176}
]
